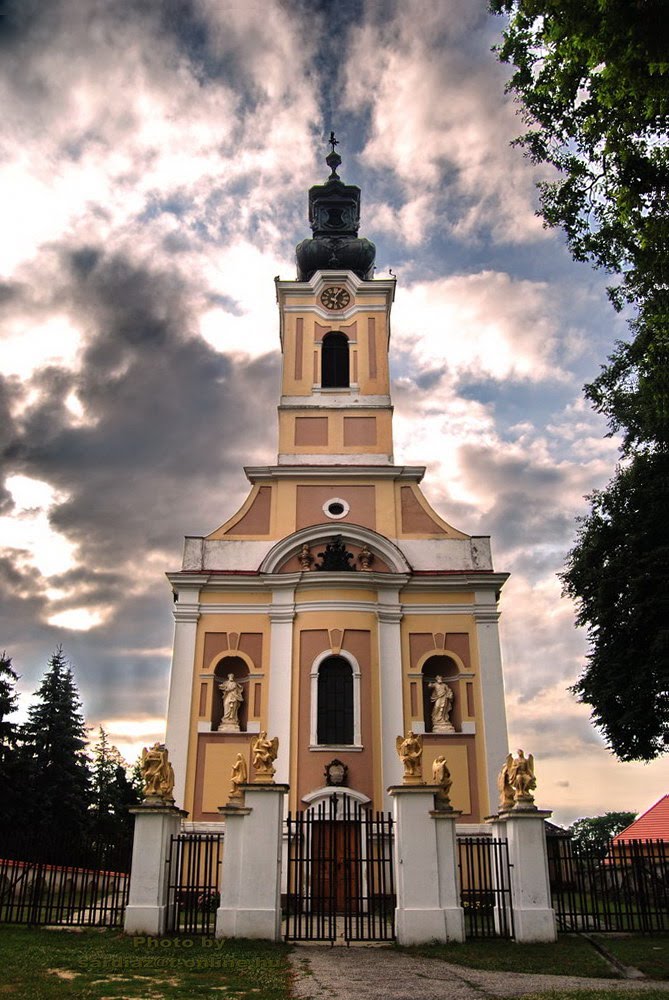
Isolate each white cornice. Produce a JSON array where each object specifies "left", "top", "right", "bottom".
[
  {"left": 277, "top": 453, "right": 394, "bottom": 466},
  {"left": 244, "top": 464, "right": 426, "bottom": 482},
  {"left": 404, "top": 573, "right": 509, "bottom": 593},
  {"left": 279, "top": 395, "right": 392, "bottom": 408},
  {"left": 275, "top": 271, "right": 396, "bottom": 298},
  {"left": 166, "top": 570, "right": 508, "bottom": 594}
]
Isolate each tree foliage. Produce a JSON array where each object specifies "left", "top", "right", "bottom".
[
  {"left": 492, "top": 1, "right": 668, "bottom": 760},
  {"left": 0, "top": 650, "right": 19, "bottom": 749},
  {"left": 569, "top": 811, "right": 637, "bottom": 858},
  {"left": 562, "top": 453, "right": 669, "bottom": 759},
  {"left": 89, "top": 727, "right": 140, "bottom": 840},
  {"left": 490, "top": 1, "right": 667, "bottom": 300},
  {"left": 20, "top": 646, "right": 92, "bottom": 841},
  {"left": 0, "top": 651, "right": 23, "bottom": 827}
]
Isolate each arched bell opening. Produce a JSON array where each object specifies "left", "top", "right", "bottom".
[
  {"left": 212, "top": 656, "right": 250, "bottom": 732},
  {"left": 321, "top": 332, "right": 350, "bottom": 388}
]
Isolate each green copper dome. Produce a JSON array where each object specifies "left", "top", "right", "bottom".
[{"left": 296, "top": 134, "right": 376, "bottom": 281}]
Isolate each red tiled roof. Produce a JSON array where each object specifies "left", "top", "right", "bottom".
[{"left": 612, "top": 794, "right": 669, "bottom": 842}]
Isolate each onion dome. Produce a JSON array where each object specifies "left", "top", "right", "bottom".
[{"left": 296, "top": 133, "right": 376, "bottom": 281}]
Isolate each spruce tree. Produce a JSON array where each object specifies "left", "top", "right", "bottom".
[
  {"left": 89, "top": 727, "right": 140, "bottom": 844},
  {"left": 20, "top": 647, "right": 92, "bottom": 846},
  {"left": 0, "top": 651, "right": 23, "bottom": 829}
]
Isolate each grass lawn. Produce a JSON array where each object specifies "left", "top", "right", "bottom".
[
  {"left": 401, "top": 934, "right": 669, "bottom": 981},
  {"left": 0, "top": 925, "right": 291, "bottom": 999},
  {"left": 592, "top": 935, "right": 669, "bottom": 980},
  {"left": 1, "top": 926, "right": 667, "bottom": 1000}
]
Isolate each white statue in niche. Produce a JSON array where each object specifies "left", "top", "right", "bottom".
[
  {"left": 427, "top": 675, "right": 455, "bottom": 733},
  {"left": 218, "top": 673, "right": 245, "bottom": 732}
]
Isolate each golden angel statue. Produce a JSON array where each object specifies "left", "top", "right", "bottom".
[
  {"left": 503, "top": 749, "right": 536, "bottom": 808},
  {"left": 228, "top": 752, "right": 248, "bottom": 802},
  {"left": 396, "top": 731, "right": 423, "bottom": 783},
  {"left": 140, "top": 742, "right": 175, "bottom": 803},
  {"left": 432, "top": 754, "right": 453, "bottom": 810},
  {"left": 251, "top": 731, "right": 279, "bottom": 782},
  {"left": 497, "top": 754, "right": 515, "bottom": 811}
]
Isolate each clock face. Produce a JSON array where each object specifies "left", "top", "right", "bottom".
[{"left": 320, "top": 286, "right": 351, "bottom": 310}]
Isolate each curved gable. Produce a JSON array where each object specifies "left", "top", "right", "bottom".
[{"left": 259, "top": 523, "right": 412, "bottom": 575}]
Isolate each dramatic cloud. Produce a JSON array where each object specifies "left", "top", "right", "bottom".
[
  {"left": 342, "top": 0, "right": 546, "bottom": 246},
  {"left": 0, "top": 0, "right": 658, "bottom": 822}
]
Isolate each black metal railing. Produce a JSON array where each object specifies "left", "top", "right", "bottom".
[
  {"left": 165, "top": 833, "right": 224, "bottom": 935},
  {"left": 0, "top": 832, "right": 132, "bottom": 927},
  {"left": 458, "top": 836, "right": 514, "bottom": 939},
  {"left": 548, "top": 836, "right": 668, "bottom": 933},
  {"left": 285, "top": 795, "right": 395, "bottom": 943}
]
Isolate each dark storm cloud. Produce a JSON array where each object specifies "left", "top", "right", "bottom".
[
  {"left": 1, "top": 246, "right": 278, "bottom": 708},
  {"left": 11, "top": 246, "right": 277, "bottom": 513}
]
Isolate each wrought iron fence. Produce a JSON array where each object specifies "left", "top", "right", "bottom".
[
  {"left": 285, "top": 795, "right": 395, "bottom": 943},
  {"left": 165, "top": 833, "right": 224, "bottom": 935},
  {"left": 548, "top": 836, "right": 668, "bottom": 933},
  {"left": 0, "top": 832, "right": 132, "bottom": 927},
  {"left": 457, "top": 836, "right": 514, "bottom": 939}
]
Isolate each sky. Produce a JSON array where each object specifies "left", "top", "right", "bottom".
[{"left": 0, "top": 0, "right": 664, "bottom": 827}]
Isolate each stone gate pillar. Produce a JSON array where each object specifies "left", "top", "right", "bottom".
[
  {"left": 502, "top": 808, "right": 557, "bottom": 942},
  {"left": 215, "top": 783, "right": 289, "bottom": 941},
  {"left": 389, "top": 785, "right": 465, "bottom": 944},
  {"left": 124, "top": 803, "right": 186, "bottom": 936}
]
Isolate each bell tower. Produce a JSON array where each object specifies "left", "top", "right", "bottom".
[
  {"left": 165, "top": 139, "right": 510, "bottom": 829},
  {"left": 277, "top": 135, "right": 394, "bottom": 467}
]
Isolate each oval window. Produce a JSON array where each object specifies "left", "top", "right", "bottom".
[{"left": 323, "top": 497, "right": 350, "bottom": 520}]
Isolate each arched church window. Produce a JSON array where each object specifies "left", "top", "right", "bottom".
[
  {"left": 317, "top": 655, "right": 354, "bottom": 745},
  {"left": 321, "top": 332, "right": 350, "bottom": 388}
]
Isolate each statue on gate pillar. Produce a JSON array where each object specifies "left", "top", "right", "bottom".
[
  {"left": 228, "top": 753, "right": 248, "bottom": 804},
  {"left": 396, "top": 731, "right": 423, "bottom": 784},
  {"left": 498, "top": 749, "right": 537, "bottom": 811},
  {"left": 251, "top": 732, "right": 279, "bottom": 782},
  {"left": 140, "top": 743, "right": 175, "bottom": 804},
  {"left": 432, "top": 754, "right": 453, "bottom": 810}
]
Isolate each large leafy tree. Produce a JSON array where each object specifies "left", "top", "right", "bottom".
[
  {"left": 20, "top": 647, "right": 92, "bottom": 842},
  {"left": 562, "top": 453, "right": 669, "bottom": 759},
  {"left": 491, "top": 1, "right": 668, "bottom": 759},
  {"left": 569, "top": 811, "right": 637, "bottom": 858}
]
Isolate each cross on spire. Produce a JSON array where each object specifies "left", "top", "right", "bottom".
[{"left": 325, "top": 130, "right": 342, "bottom": 179}]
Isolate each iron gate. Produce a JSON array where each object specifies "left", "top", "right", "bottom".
[
  {"left": 165, "top": 833, "right": 224, "bottom": 935},
  {"left": 548, "top": 836, "right": 668, "bottom": 933},
  {"left": 285, "top": 795, "right": 395, "bottom": 943},
  {"left": 458, "top": 836, "right": 514, "bottom": 939}
]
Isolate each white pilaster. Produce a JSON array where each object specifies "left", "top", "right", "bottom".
[
  {"left": 164, "top": 585, "right": 200, "bottom": 811},
  {"left": 378, "top": 587, "right": 404, "bottom": 807},
  {"left": 216, "top": 784, "right": 288, "bottom": 941},
  {"left": 474, "top": 591, "right": 509, "bottom": 814},
  {"left": 124, "top": 804, "right": 185, "bottom": 936},
  {"left": 267, "top": 585, "right": 296, "bottom": 787}
]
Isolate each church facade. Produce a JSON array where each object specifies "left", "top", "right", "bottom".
[{"left": 164, "top": 143, "right": 509, "bottom": 827}]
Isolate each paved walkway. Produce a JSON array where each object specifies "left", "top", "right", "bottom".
[{"left": 290, "top": 945, "right": 669, "bottom": 1000}]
